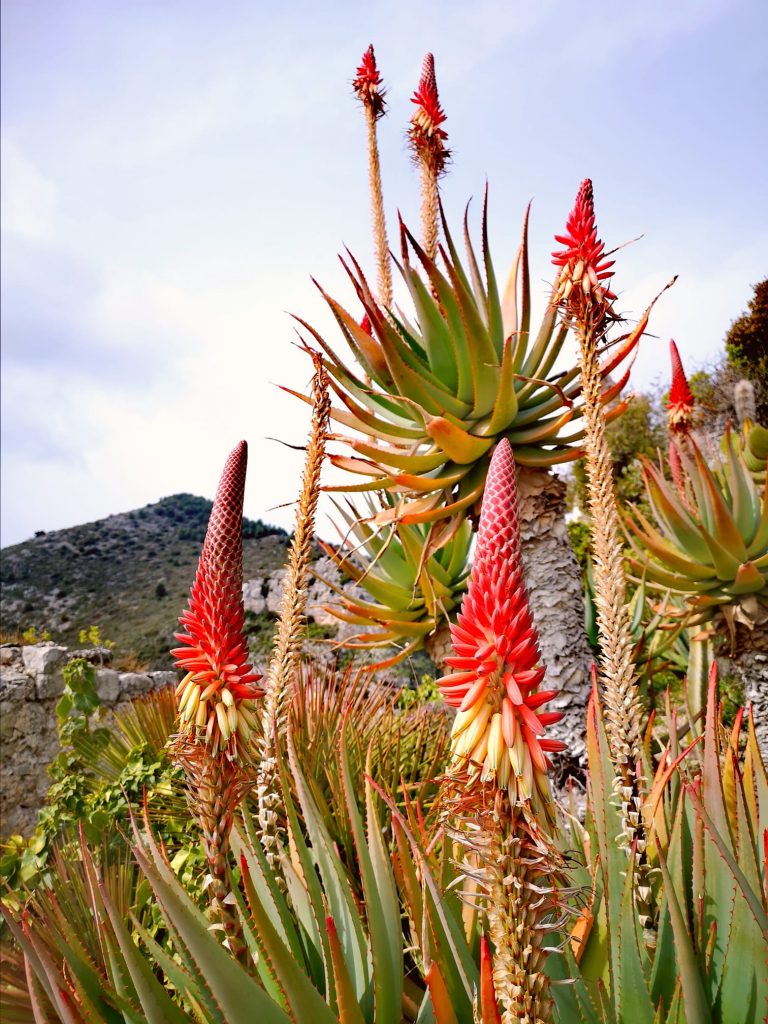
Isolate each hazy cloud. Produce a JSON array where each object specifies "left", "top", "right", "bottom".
[{"left": 0, "top": 138, "right": 57, "bottom": 240}]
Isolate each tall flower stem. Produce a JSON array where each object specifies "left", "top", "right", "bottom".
[
  {"left": 408, "top": 53, "right": 449, "bottom": 262},
  {"left": 552, "top": 180, "right": 673, "bottom": 940},
  {"left": 176, "top": 746, "right": 250, "bottom": 959},
  {"left": 170, "top": 440, "right": 263, "bottom": 959},
  {"left": 436, "top": 439, "right": 572, "bottom": 1022},
  {"left": 576, "top": 318, "right": 643, "bottom": 776},
  {"left": 485, "top": 797, "right": 562, "bottom": 1024},
  {"left": 364, "top": 105, "right": 392, "bottom": 307},
  {"left": 419, "top": 161, "right": 440, "bottom": 265},
  {"left": 256, "top": 355, "right": 330, "bottom": 872},
  {"left": 353, "top": 46, "right": 392, "bottom": 307}
]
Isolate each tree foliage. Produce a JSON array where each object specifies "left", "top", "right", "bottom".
[{"left": 725, "top": 278, "right": 768, "bottom": 423}]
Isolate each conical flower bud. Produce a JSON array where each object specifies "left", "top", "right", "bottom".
[
  {"left": 408, "top": 53, "right": 449, "bottom": 176},
  {"left": 171, "top": 441, "right": 262, "bottom": 763},
  {"left": 437, "top": 439, "right": 565, "bottom": 817},
  {"left": 667, "top": 339, "right": 695, "bottom": 434}
]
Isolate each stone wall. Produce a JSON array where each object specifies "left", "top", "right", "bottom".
[{"left": 0, "top": 643, "right": 175, "bottom": 838}]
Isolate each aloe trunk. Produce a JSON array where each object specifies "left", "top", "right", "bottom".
[
  {"left": 424, "top": 619, "right": 453, "bottom": 669},
  {"left": 517, "top": 468, "right": 592, "bottom": 763}
]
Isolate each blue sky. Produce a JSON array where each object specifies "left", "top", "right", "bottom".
[{"left": 2, "top": 0, "right": 766, "bottom": 547}]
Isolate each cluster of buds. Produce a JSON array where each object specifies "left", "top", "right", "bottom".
[
  {"left": 437, "top": 439, "right": 565, "bottom": 819},
  {"left": 352, "top": 44, "right": 386, "bottom": 120},
  {"left": 407, "top": 52, "right": 449, "bottom": 176},
  {"left": 552, "top": 178, "right": 616, "bottom": 319},
  {"left": 172, "top": 441, "right": 263, "bottom": 763}
]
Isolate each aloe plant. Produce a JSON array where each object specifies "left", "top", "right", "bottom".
[
  {"left": 287, "top": 197, "right": 637, "bottom": 538},
  {"left": 548, "top": 665, "right": 768, "bottom": 1024},
  {"left": 626, "top": 430, "right": 768, "bottom": 627},
  {"left": 4, "top": 723, "right": 478, "bottom": 1024},
  {"left": 316, "top": 497, "right": 471, "bottom": 666},
  {"left": 738, "top": 420, "right": 767, "bottom": 486}
]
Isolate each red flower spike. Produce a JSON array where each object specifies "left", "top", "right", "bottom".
[
  {"left": 436, "top": 439, "right": 563, "bottom": 812},
  {"left": 353, "top": 45, "right": 386, "bottom": 119},
  {"left": 552, "top": 178, "right": 616, "bottom": 314},
  {"left": 667, "top": 339, "right": 695, "bottom": 434},
  {"left": 408, "top": 52, "right": 449, "bottom": 175},
  {"left": 173, "top": 441, "right": 263, "bottom": 762}
]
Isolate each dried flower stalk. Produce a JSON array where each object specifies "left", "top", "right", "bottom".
[
  {"left": 256, "top": 354, "right": 331, "bottom": 871},
  {"left": 353, "top": 45, "right": 392, "bottom": 307}
]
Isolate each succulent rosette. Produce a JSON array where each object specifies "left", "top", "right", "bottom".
[
  {"left": 627, "top": 428, "right": 768, "bottom": 624},
  {"left": 316, "top": 497, "right": 471, "bottom": 665},
  {"left": 287, "top": 196, "right": 639, "bottom": 539}
]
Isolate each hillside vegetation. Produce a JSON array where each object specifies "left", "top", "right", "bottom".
[{"left": 0, "top": 494, "right": 289, "bottom": 668}]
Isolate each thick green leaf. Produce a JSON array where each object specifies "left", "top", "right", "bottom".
[
  {"left": 287, "top": 737, "right": 370, "bottom": 1009},
  {"left": 238, "top": 853, "right": 337, "bottom": 1024},
  {"left": 130, "top": 821, "right": 291, "bottom": 1024},
  {"left": 655, "top": 846, "right": 711, "bottom": 1024},
  {"left": 338, "top": 726, "right": 402, "bottom": 1023}
]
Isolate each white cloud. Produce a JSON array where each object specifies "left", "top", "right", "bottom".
[{"left": 0, "top": 138, "right": 57, "bottom": 241}]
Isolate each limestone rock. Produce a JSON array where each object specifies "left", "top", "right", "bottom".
[
  {"left": 22, "top": 643, "right": 66, "bottom": 676},
  {"left": 95, "top": 669, "right": 121, "bottom": 705},
  {"left": 67, "top": 646, "right": 114, "bottom": 667},
  {"left": 0, "top": 669, "right": 34, "bottom": 702},
  {"left": 265, "top": 570, "right": 287, "bottom": 615},
  {"left": 242, "top": 579, "right": 268, "bottom": 615},
  {"left": 35, "top": 670, "right": 66, "bottom": 700},
  {"left": 118, "top": 672, "right": 154, "bottom": 699},
  {"left": 0, "top": 645, "right": 22, "bottom": 666}
]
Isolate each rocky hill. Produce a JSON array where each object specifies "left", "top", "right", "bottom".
[{"left": 0, "top": 495, "right": 293, "bottom": 668}]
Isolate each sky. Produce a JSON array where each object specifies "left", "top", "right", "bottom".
[{"left": 2, "top": 0, "right": 766, "bottom": 547}]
